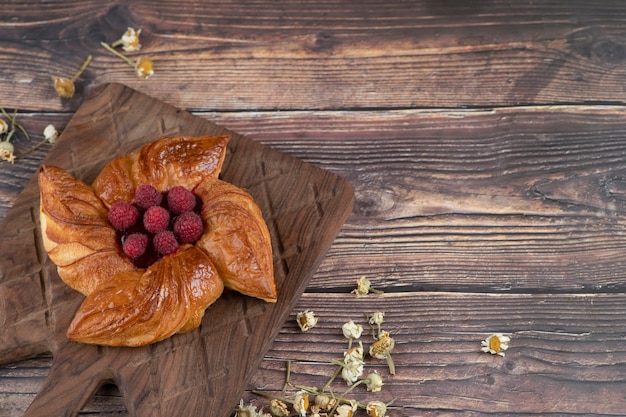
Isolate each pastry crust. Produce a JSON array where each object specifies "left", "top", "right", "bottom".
[
  {"left": 39, "top": 165, "right": 135, "bottom": 295},
  {"left": 38, "top": 135, "right": 278, "bottom": 346},
  {"left": 93, "top": 135, "right": 229, "bottom": 207},
  {"left": 67, "top": 245, "right": 224, "bottom": 347},
  {"left": 196, "top": 179, "right": 277, "bottom": 303}
]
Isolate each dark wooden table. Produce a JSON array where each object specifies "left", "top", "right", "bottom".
[{"left": 3, "top": 1, "right": 626, "bottom": 416}]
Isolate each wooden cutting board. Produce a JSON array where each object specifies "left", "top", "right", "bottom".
[{"left": 0, "top": 83, "right": 354, "bottom": 417}]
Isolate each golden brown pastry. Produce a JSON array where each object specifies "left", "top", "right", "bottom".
[
  {"left": 38, "top": 135, "right": 277, "bottom": 347},
  {"left": 196, "top": 179, "right": 276, "bottom": 302}
]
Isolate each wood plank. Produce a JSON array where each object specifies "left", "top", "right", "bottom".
[
  {"left": 249, "top": 291, "right": 626, "bottom": 416},
  {"left": 2, "top": 1, "right": 626, "bottom": 111},
  {"left": 3, "top": 106, "right": 626, "bottom": 294},
  {"left": 2, "top": 292, "right": 626, "bottom": 416}
]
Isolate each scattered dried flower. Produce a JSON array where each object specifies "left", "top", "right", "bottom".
[
  {"left": 341, "top": 343, "right": 364, "bottom": 385},
  {"left": 236, "top": 399, "right": 265, "bottom": 417},
  {"left": 269, "top": 399, "right": 289, "bottom": 417},
  {"left": 369, "top": 330, "right": 395, "bottom": 375},
  {"left": 342, "top": 320, "right": 363, "bottom": 340},
  {"left": 43, "top": 124, "right": 59, "bottom": 144},
  {"left": 112, "top": 27, "right": 142, "bottom": 52},
  {"left": 134, "top": 56, "right": 154, "bottom": 79},
  {"left": 296, "top": 310, "right": 318, "bottom": 332},
  {"left": 364, "top": 371, "right": 384, "bottom": 392},
  {"left": 368, "top": 311, "right": 384, "bottom": 327},
  {"left": 51, "top": 55, "right": 92, "bottom": 98},
  {"left": 0, "top": 108, "right": 34, "bottom": 163},
  {"left": 334, "top": 401, "right": 357, "bottom": 417},
  {"left": 101, "top": 41, "right": 155, "bottom": 79},
  {"left": 481, "top": 333, "right": 510, "bottom": 357},
  {"left": 313, "top": 394, "right": 337, "bottom": 413},
  {"left": 366, "top": 401, "right": 388, "bottom": 417},
  {"left": 0, "top": 143, "right": 15, "bottom": 164},
  {"left": 351, "top": 276, "right": 383, "bottom": 297},
  {"left": 352, "top": 276, "right": 371, "bottom": 296},
  {"left": 293, "top": 390, "right": 309, "bottom": 417}
]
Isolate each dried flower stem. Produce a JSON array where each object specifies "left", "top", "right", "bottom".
[
  {"left": 0, "top": 108, "right": 30, "bottom": 143},
  {"left": 386, "top": 352, "right": 396, "bottom": 375},
  {"left": 282, "top": 360, "right": 292, "bottom": 392},
  {"left": 70, "top": 55, "right": 93, "bottom": 82},
  {"left": 101, "top": 41, "right": 136, "bottom": 66}
]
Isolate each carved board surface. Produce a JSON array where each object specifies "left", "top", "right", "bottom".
[{"left": 0, "top": 83, "right": 354, "bottom": 416}]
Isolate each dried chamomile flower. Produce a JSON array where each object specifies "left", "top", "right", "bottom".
[
  {"left": 52, "top": 55, "right": 92, "bottom": 98},
  {"left": 269, "top": 399, "right": 289, "bottom": 417},
  {"left": 0, "top": 108, "right": 29, "bottom": 163},
  {"left": 0, "top": 142, "right": 15, "bottom": 164},
  {"left": 134, "top": 56, "right": 154, "bottom": 79},
  {"left": 335, "top": 401, "right": 357, "bottom": 417},
  {"left": 370, "top": 330, "right": 396, "bottom": 375},
  {"left": 293, "top": 390, "right": 309, "bottom": 417},
  {"left": 342, "top": 320, "right": 363, "bottom": 340},
  {"left": 101, "top": 41, "right": 155, "bottom": 79},
  {"left": 296, "top": 310, "right": 318, "bottom": 332},
  {"left": 112, "top": 27, "right": 142, "bottom": 52},
  {"left": 43, "top": 124, "right": 59, "bottom": 144},
  {"left": 364, "top": 371, "right": 384, "bottom": 392},
  {"left": 341, "top": 343, "right": 364, "bottom": 384},
  {"left": 481, "top": 333, "right": 510, "bottom": 357},
  {"left": 366, "top": 401, "right": 388, "bottom": 417},
  {"left": 352, "top": 276, "right": 371, "bottom": 296},
  {"left": 368, "top": 311, "right": 384, "bottom": 326},
  {"left": 236, "top": 399, "right": 264, "bottom": 417},
  {"left": 352, "top": 276, "right": 383, "bottom": 297},
  {"left": 313, "top": 394, "right": 336, "bottom": 413}
]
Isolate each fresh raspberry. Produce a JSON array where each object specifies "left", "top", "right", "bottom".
[
  {"left": 134, "top": 184, "right": 163, "bottom": 210},
  {"left": 153, "top": 231, "right": 179, "bottom": 255},
  {"left": 123, "top": 233, "right": 148, "bottom": 258},
  {"left": 167, "top": 186, "right": 196, "bottom": 214},
  {"left": 143, "top": 206, "right": 170, "bottom": 233},
  {"left": 173, "top": 211, "right": 204, "bottom": 243},
  {"left": 108, "top": 201, "right": 139, "bottom": 230}
]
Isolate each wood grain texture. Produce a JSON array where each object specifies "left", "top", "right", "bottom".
[
  {"left": 4, "top": 291, "right": 626, "bottom": 416},
  {"left": 2, "top": 1, "right": 626, "bottom": 111},
  {"left": 3, "top": 1, "right": 626, "bottom": 416},
  {"left": 0, "top": 84, "right": 354, "bottom": 416}
]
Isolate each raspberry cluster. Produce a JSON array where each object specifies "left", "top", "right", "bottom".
[{"left": 107, "top": 184, "right": 204, "bottom": 268}]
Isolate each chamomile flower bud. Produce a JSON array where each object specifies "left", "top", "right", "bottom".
[
  {"left": 342, "top": 320, "right": 363, "bottom": 340},
  {"left": 118, "top": 27, "right": 142, "bottom": 52},
  {"left": 51, "top": 55, "right": 92, "bottom": 99},
  {"left": 370, "top": 330, "right": 396, "bottom": 375},
  {"left": 235, "top": 399, "right": 262, "bottom": 417},
  {"left": 335, "top": 401, "right": 358, "bottom": 417},
  {"left": 269, "top": 399, "right": 289, "bottom": 417},
  {"left": 0, "top": 118, "right": 8, "bottom": 134},
  {"left": 293, "top": 390, "right": 309, "bottom": 417},
  {"left": 0, "top": 142, "right": 15, "bottom": 163},
  {"left": 366, "top": 401, "right": 388, "bottom": 417},
  {"left": 135, "top": 56, "right": 154, "bottom": 79},
  {"left": 369, "top": 311, "right": 384, "bottom": 326},
  {"left": 313, "top": 394, "right": 336, "bottom": 412},
  {"left": 43, "top": 124, "right": 59, "bottom": 144},
  {"left": 369, "top": 331, "right": 394, "bottom": 359},
  {"left": 341, "top": 343, "right": 365, "bottom": 384},
  {"left": 352, "top": 276, "right": 371, "bottom": 296},
  {"left": 481, "top": 333, "right": 510, "bottom": 357},
  {"left": 53, "top": 77, "right": 75, "bottom": 98},
  {"left": 364, "top": 371, "right": 384, "bottom": 392},
  {"left": 296, "top": 310, "right": 318, "bottom": 332}
]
